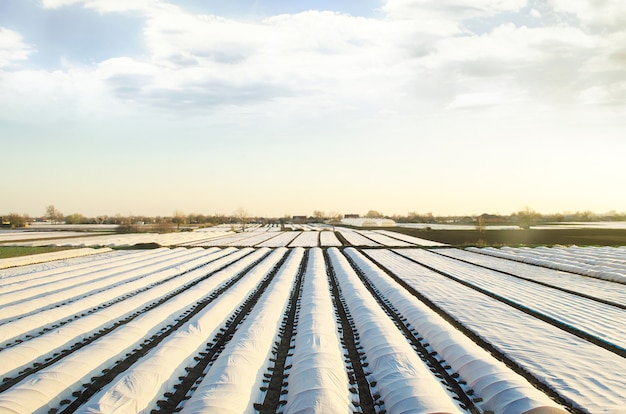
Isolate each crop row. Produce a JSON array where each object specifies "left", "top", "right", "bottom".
[
  {"left": 363, "top": 249, "right": 626, "bottom": 412},
  {"left": 470, "top": 246, "right": 626, "bottom": 283},
  {"left": 1, "top": 246, "right": 624, "bottom": 413},
  {"left": 2, "top": 226, "right": 443, "bottom": 250}
]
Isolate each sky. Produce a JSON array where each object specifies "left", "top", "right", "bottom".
[{"left": 1, "top": 0, "right": 625, "bottom": 218}]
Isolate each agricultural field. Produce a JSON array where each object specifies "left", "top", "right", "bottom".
[
  {"left": 0, "top": 226, "right": 438, "bottom": 250},
  {"left": 0, "top": 229, "right": 625, "bottom": 413},
  {"left": 0, "top": 228, "right": 234, "bottom": 249}
]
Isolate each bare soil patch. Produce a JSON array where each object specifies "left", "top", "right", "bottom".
[{"left": 380, "top": 227, "right": 626, "bottom": 247}]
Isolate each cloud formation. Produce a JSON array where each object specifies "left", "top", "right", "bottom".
[
  {"left": 1, "top": 0, "right": 625, "bottom": 216},
  {"left": 1, "top": 0, "right": 618, "bottom": 119},
  {"left": 548, "top": 0, "right": 626, "bottom": 31},
  {"left": 0, "top": 28, "right": 33, "bottom": 68}
]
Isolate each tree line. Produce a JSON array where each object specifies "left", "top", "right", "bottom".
[
  {"left": 1, "top": 205, "right": 273, "bottom": 232},
  {"left": 2, "top": 206, "right": 626, "bottom": 230}
]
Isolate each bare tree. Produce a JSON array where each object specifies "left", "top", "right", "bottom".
[
  {"left": 328, "top": 211, "right": 343, "bottom": 223},
  {"left": 476, "top": 215, "right": 486, "bottom": 233},
  {"left": 312, "top": 210, "right": 326, "bottom": 222},
  {"left": 516, "top": 207, "right": 538, "bottom": 230},
  {"left": 172, "top": 210, "right": 186, "bottom": 230},
  {"left": 235, "top": 207, "right": 249, "bottom": 232},
  {"left": 4, "top": 213, "right": 29, "bottom": 228},
  {"left": 46, "top": 205, "right": 63, "bottom": 224}
]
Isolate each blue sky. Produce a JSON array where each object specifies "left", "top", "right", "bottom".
[{"left": 1, "top": 0, "right": 625, "bottom": 218}]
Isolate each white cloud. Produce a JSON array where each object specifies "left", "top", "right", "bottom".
[
  {"left": 2, "top": 4, "right": 414, "bottom": 121},
  {"left": 143, "top": 12, "right": 266, "bottom": 66},
  {"left": 382, "top": 0, "right": 528, "bottom": 18},
  {"left": 381, "top": 0, "right": 527, "bottom": 35},
  {"left": 88, "top": 8, "right": 415, "bottom": 114},
  {"left": 41, "top": 0, "right": 165, "bottom": 14},
  {"left": 0, "top": 28, "right": 33, "bottom": 68},
  {"left": 548, "top": 0, "right": 626, "bottom": 31},
  {"left": 577, "top": 82, "right": 626, "bottom": 106},
  {"left": 0, "top": 63, "right": 121, "bottom": 123},
  {"left": 446, "top": 90, "right": 529, "bottom": 110},
  {"left": 581, "top": 31, "right": 626, "bottom": 72},
  {"left": 423, "top": 23, "right": 594, "bottom": 68},
  {"left": 6, "top": 0, "right": 626, "bottom": 121},
  {"left": 40, "top": 0, "right": 83, "bottom": 9},
  {"left": 417, "top": 23, "right": 601, "bottom": 110}
]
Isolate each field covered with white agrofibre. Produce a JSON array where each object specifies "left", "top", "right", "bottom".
[{"left": 0, "top": 227, "right": 625, "bottom": 413}]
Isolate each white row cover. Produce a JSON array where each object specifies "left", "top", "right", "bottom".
[
  {"left": 345, "top": 248, "right": 567, "bottom": 414},
  {"left": 191, "top": 231, "right": 273, "bottom": 247},
  {"left": 0, "top": 248, "right": 166, "bottom": 295},
  {"left": 283, "top": 248, "right": 352, "bottom": 414},
  {"left": 0, "top": 248, "right": 268, "bottom": 414},
  {"left": 434, "top": 248, "right": 626, "bottom": 306},
  {"left": 364, "top": 249, "right": 626, "bottom": 412},
  {"left": 354, "top": 230, "right": 414, "bottom": 247},
  {"left": 196, "top": 230, "right": 342, "bottom": 248},
  {"left": 0, "top": 249, "right": 151, "bottom": 286},
  {"left": 226, "top": 232, "right": 283, "bottom": 247},
  {"left": 0, "top": 248, "right": 225, "bottom": 344},
  {"left": 519, "top": 246, "right": 626, "bottom": 267},
  {"left": 288, "top": 231, "right": 320, "bottom": 248},
  {"left": 256, "top": 232, "right": 300, "bottom": 247},
  {"left": 0, "top": 231, "right": 89, "bottom": 243},
  {"left": 181, "top": 248, "right": 304, "bottom": 414},
  {"left": 0, "top": 247, "right": 197, "bottom": 309},
  {"left": 319, "top": 231, "right": 342, "bottom": 247},
  {"left": 175, "top": 231, "right": 237, "bottom": 247},
  {"left": 0, "top": 247, "right": 112, "bottom": 270},
  {"left": 3, "top": 231, "right": 231, "bottom": 248},
  {"left": 373, "top": 230, "right": 447, "bottom": 247},
  {"left": 79, "top": 248, "right": 290, "bottom": 414},
  {"left": 396, "top": 249, "right": 626, "bottom": 351},
  {"left": 0, "top": 247, "right": 205, "bottom": 323},
  {"left": 2, "top": 245, "right": 624, "bottom": 414},
  {"left": 327, "top": 247, "right": 464, "bottom": 414},
  {"left": 470, "top": 246, "right": 626, "bottom": 283},
  {"left": 336, "top": 230, "right": 380, "bottom": 247},
  {"left": 0, "top": 247, "right": 239, "bottom": 380}
]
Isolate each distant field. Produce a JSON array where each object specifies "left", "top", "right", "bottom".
[
  {"left": 4, "top": 225, "right": 626, "bottom": 250},
  {"left": 382, "top": 227, "right": 626, "bottom": 247},
  {"left": 0, "top": 246, "right": 75, "bottom": 259}
]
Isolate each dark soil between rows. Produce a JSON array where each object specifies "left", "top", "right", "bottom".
[{"left": 377, "top": 227, "right": 626, "bottom": 247}]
